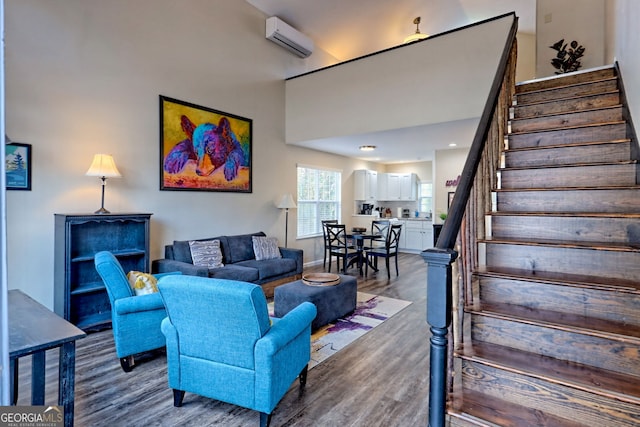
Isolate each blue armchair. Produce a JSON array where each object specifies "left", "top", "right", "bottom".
[
  {"left": 94, "top": 251, "right": 180, "bottom": 372},
  {"left": 157, "top": 275, "right": 317, "bottom": 427}
]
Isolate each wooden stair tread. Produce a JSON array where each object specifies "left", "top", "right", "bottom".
[
  {"left": 498, "top": 159, "right": 637, "bottom": 172},
  {"left": 494, "top": 185, "right": 640, "bottom": 192},
  {"left": 512, "top": 89, "right": 620, "bottom": 109},
  {"left": 455, "top": 341, "right": 640, "bottom": 404},
  {"left": 469, "top": 301, "right": 640, "bottom": 342},
  {"left": 510, "top": 104, "right": 623, "bottom": 123},
  {"left": 516, "top": 66, "right": 615, "bottom": 88},
  {"left": 488, "top": 211, "right": 640, "bottom": 219},
  {"left": 474, "top": 265, "right": 640, "bottom": 293},
  {"left": 505, "top": 138, "right": 631, "bottom": 152},
  {"left": 449, "top": 389, "right": 585, "bottom": 427},
  {"left": 509, "top": 120, "right": 626, "bottom": 136},
  {"left": 478, "top": 236, "right": 640, "bottom": 252},
  {"left": 515, "top": 76, "right": 617, "bottom": 96}
]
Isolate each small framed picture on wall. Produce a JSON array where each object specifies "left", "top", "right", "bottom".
[{"left": 6, "top": 143, "right": 32, "bottom": 191}]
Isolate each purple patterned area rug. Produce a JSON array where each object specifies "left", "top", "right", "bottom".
[{"left": 270, "top": 292, "right": 412, "bottom": 369}]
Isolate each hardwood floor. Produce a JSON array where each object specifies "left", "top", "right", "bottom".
[{"left": 15, "top": 253, "right": 430, "bottom": 426}]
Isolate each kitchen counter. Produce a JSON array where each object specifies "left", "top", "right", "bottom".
[{"left": 396, "top": 218, "right": 434, "bottom": 252}]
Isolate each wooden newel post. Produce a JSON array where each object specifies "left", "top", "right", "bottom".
[{"left": 422, "top": 247, "right": 458, "bottom": 427}]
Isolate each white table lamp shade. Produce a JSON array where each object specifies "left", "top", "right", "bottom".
[{"left": 86, "top": 154, "right": 121, "bottom": 178}]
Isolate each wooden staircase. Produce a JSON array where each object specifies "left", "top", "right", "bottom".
[{"left": 448, "top": 66, "right": 640, "bottom": 426}]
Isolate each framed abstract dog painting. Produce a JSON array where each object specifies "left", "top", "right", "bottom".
[
  {"left": 159, "top": 95, "right": 252, "bottom": 192},
  {"left": 6, "top": 143, "right": 32, "bottom": 191}
]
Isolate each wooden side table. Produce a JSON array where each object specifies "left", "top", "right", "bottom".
[{"left": 9, "top": 290, "right": 86, "bottom": 427}]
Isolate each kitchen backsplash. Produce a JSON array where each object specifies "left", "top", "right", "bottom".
[{"left": 358, "top": 200, "right": 430, "bottom": 219}]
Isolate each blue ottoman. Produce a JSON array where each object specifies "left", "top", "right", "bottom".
[{"left": 274, "top": 275, "right": 357, "bottom": 330}]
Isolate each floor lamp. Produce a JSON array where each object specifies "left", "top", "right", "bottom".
[{"left": 276, "top": 194, "right": 297, "bottom": 247}]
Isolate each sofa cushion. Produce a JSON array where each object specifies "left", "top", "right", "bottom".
[
  {"left": 235, "top": 258, "right": 297, "bottom": 280},
  {"left": 173, "top": 236, "right": 223, "bottom": 264},
  {"left": 252, "top": 236, "right": 282, "bottom": 261},
  {"left": 189, "top": 240, "right": 224, "bottom": 268},
  {"left": 207, "top": 265, "right": 259, "bottom": 282},
  {"left": 172, "top": 239, "right": 194, "bottom": 263},
  {"left": 127, "top": 271, "right": 158, "bottom": 296},
  {"left": 224, "top": 232, "right": 265, "bottom": 264}
]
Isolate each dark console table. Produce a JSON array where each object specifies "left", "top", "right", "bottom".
[{"left": 9, "top": 290, "right": 86, "bottom": 427}]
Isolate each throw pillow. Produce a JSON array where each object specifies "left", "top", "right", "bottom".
[
  {"left": 252, "top": 236, "right": 282, "bottom": 261},
  {"left": 189, "top": 239, "right": 224, "bottom": 268},
  {"left": 127, "top": 271, "right": 158, "bottom": 296}
]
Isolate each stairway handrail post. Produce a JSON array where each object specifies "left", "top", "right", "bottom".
[{"left": 422, "top": 248, "right": 458, "bottom": 427}]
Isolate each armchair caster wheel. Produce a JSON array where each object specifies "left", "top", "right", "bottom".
[{"left": 120, "top": 356, "right": 134, "bottom": 372}]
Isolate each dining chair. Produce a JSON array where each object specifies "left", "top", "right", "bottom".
[
  {"left": 365, "top": 224, "right": 402, "bottom": 279},
  {"left": 321, "top": 219, "right": 338, "bottom": 269},
  {"left": 366, "top": 219, "right": 391, "bottom": 250},
  {"left": 326, "top": 223, "right": 358, "bottom": 273}
]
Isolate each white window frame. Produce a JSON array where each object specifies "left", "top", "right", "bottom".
[
  {"left": 296, "top": 164, "right": 342, "bottom": 239},
  {"left": 419, "top": 181, "right": 433, "bottom": 214}
]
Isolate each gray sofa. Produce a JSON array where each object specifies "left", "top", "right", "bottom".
[{"left": 151, "top": 232, "right": 302, "bottom": 297}]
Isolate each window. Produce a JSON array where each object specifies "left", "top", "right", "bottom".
[
  {"left": 419, "top": 182, "right": 433, "bottom": 214},
  {"left": 297, "top": 165, "right": 341, "bottom": 238}
]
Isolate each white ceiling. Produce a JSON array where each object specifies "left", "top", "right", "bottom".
[{"left": 246, "top": 0, "right": 537, "bottom": 163}]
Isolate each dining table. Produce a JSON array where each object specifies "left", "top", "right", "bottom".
[{"left": 346, "top": 232, "right": 382, "bottom": 275}]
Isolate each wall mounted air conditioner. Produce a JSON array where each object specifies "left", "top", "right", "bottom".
[{"left": 266, "top": 16, "right": 314, "bottom": 58}]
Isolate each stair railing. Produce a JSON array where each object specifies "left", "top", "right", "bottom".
[{"left": 421, "top": 15, "right": 518, "bottom": 427}]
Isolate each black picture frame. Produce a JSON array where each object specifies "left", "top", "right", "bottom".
[
  {"left": 6, "top": 143, "right": 32, "bottom": 191},
  {"left": 159, "top": 95, "right": 252, "bottom": 193}
]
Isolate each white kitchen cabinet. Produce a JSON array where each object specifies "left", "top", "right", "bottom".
[
  {"left": 377, "top": 173, "right": 389, "bottom": 200},
  {"left": 354, "top": 169, "right": 377, "bottom": 201},
  {"left": 387, "top": 174, "right": 401, "bottom": 199},
  {"left": 399, "top": 219, "right": 433, "bottom": 252},
  {"left": 377, "top": 173, "right": 416, "bottom": 201},
  {"left": 399, "top": 173, "right": 416, "bottom": 200}
]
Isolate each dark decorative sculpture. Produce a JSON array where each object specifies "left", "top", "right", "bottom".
[{"left": 550, "top": 39, "right": 585, "bottom": 74}]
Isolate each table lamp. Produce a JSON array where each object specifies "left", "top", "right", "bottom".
[{"left": 86, "top": 154, "right": 121, "bottom": 214}]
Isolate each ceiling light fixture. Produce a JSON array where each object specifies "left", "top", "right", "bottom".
[
  {"left": 404, "top": 17, "right": 429, "bottom": 44},
  {"left": 359, "top": 145, "right": 376, "bottom": 151}
]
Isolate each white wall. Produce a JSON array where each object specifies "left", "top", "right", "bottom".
[
  {"left": 515, "top": 32, "right": 536, "bottom": 82},
  {"left": 434, "top": 148, "right": 468, "bottom": 220},
  {"left": 613, "top": 0, "right": 640, "bottom": 127},
  {"left": 604, "top": 0, "right": 617, "bottom": 64},
  {"left": 536, "top": 0, "right": 606, "bottom": 77},
  {"left": 3, "top": 0, "right": 355, "bottom": 308},
  {"left": 386, "top": 161, "right": 433, "bottom": 184}
]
